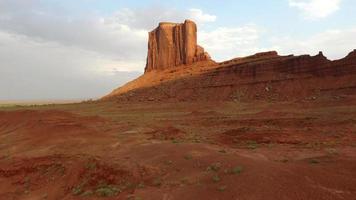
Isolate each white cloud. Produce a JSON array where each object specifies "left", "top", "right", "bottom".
[
  {"left": 271, "top": 27, "right": 356, "bottom": 59},
  {"left": 289, "top": 0, "right": 342, "bottom": 20},
  {"left": 110, "top": 7, "right": 216, "bottom": 29},
  {"left": 0, "top": 8, "right": 148, "bottom": 61},
  {"left": 0, "top": 2, "right": 218, "bottom": 70},
  {"left": 0, "top": 2, "right": 216, "bottom": 70},
  {"left": 0, "top": 0, "right": 218, "bottom": 100},
  {"left": 199, "top": 25, "right": 267, "bottom": 61},
  {"left": 199, "top": 23, "right": 356, "bottom": 62},
  {"left": 0, "top": 30, "right": 142, "bottom": 100},
  {"left": 188, "top": 8, "right": 217, "bottom": 24}
]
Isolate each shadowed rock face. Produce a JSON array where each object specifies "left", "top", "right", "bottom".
[{"left": 145, "top": 20, "right": 211, "bottom": 72}]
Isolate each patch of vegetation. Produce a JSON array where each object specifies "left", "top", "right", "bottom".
[
  {"left": 231, "top": 166, "right": 243, "bottom": 174},
  {"left": 207, "top": 163, "right": 222, "bottom": 172},
  {"left": 326, "top": 148, "right": 338, "bottom": 155},
  {"left": 212, "top": 175, "right": 221, "bottom": 183},
  {"left": 309, "top": 159, "right": 320, "bottom": 164},
  {"left": 127, "top": 196, "right": 143, "bottom": 200},
  {"left": 122, "top": 182, "right": 136, "bottom": 190},
  {"left": 85, "top": 161, "right": 97, "bottom": 170},
  {"left": 218, "top": 149, "right": 227, "bottom": 153},
  {"left": 193, "top": 138, "right": 201, "bottom": 143},
  {"left": 137, "top": 182, "right": 145, "bottom": 189},
  {"left": 171, "top": 139, "right": 181, "bottom": 144},
  {"left": 153, "top": 178, "right": 162, "bottom": 187},
  {"left": 72, "top": 186, "right": 83, "bottom": 196},
  {"left": 24, "top": 176, "right": 31, "bottom": 191},
  {"left": 305, "top": 142, "right": 322, "bottom": 150},
  {"left": 224, "top": 166, "right": 243, "bottom": 175},
  {"left": 81, "top": 190, "right": 93, "bottom": 197},
  {"left": 231, "top": 90, "right": 246, "bottom": 101},
  {"left": 180, "top": 177, "right": 190, "bottom": 185},
  {"left": 164, "top": 160, "right": 173, "bottom": 165},
  {"left": 217, "top": 185, "right": 227, "bottom": 192},
  {"left": 1, "top": 151, "right": 11, "bottom": 160},
  {"left": 95, "top": 185, "right": 121, "bottom": 197},
  {"left": 281, "top": 158, "right": 289, "bottom": 163},
  {"left": 184, "top": 154, "right": 193, "bottom": 160},
  {"left": 195, "top": 179, "right": 203, "bottom": 186},
  {"left": 247, "top": 140, "right": 259, "bottom": 149},
  {"left": 322, "top": 140, "right": 339, "bottom": 147},
  {"left": 57, "top": 166, "right": 66, "bottom": 176}
]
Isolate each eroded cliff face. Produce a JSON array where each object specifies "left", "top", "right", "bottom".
[
  {"left": 103, "top": 19, "right": 356, "bottom": 102},
  {"left": 145, "top": 20, "right": 211, "bottom": 72},
  {"left": 103, "top": 50, "right": 356, "bottom": 102}
]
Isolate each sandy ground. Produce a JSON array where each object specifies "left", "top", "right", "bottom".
[{"left": 0, "top": 98, "right": 355, "bottom": 200}]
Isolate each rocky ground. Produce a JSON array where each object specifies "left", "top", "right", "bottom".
[{"left": 0, "top": 97, "right": 355, "bottom": 200}]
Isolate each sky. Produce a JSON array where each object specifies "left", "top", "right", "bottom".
[{"left": 1, "top": 0, "right": 356, "bottom": 100}]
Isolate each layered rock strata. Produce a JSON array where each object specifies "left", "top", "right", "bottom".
[
  {"left": 104, "top": 50, "right": 356, "bottom": 102},
  {"left": 145, "top": 20, "right": 211, "bottom": 72},
  {"left": 103, "top": 19, "right": 356, "bottom": 102}
]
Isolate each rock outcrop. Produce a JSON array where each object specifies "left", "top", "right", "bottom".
[
  {"left": 145, "top": 20, "right": 211, "bottom": 72},
  {"left": 103, "top": 50, "right": 356, "bottom": 102},
  {"left": 103, "top": 19, "right": 356, "bottom": 102}
]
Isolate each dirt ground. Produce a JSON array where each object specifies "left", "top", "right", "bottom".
[{"left": 0, "top": 97, "right": 356, "bottom": 200}]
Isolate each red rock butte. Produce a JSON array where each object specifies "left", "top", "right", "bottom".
[
  {"left": 145, "top": 20, "right": 212, "bottom": 72},
  {"left": 103, "top": 20, "right": 356, "bottom": 102}
]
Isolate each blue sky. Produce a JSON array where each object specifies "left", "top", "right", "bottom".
[{"left": 0, "top": 0, "right": 355, "bottom": 100}]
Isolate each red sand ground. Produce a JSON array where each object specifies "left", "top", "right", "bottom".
[{"left": 0, "top": 97, "right": 355, "bottom": 200}]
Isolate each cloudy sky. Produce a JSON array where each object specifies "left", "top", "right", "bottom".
[{"left": 1, "top": 0, "right": 355, "bottom": 100}]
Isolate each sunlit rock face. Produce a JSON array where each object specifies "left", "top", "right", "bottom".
[
  {"left": 103, "top": 19, "right": 356, "bottom": 103},
  {"left": 145, "top": 20, "right": 211, "bottom": 72}
]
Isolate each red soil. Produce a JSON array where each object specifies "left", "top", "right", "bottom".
[{"left": 0, "top": 99, "right": 355, "bottom": 199}]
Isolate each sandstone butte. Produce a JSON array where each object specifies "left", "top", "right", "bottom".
[
  {"left": 145, "top": 20, "right": 212, "bottom": 72},
  {"left": 102, "top": 20, "right": 356, "bottom": 102}
]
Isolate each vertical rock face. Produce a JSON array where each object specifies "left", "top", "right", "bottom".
[{"left": 145, "top": 20, "right": 211, "bottom": 72}]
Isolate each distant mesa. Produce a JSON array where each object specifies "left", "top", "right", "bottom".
[
  {"left": 103, "top": 20, "right": 356, "bottom": 102},
  {"left": 145, "top": 20, "right": 212, "bottom": 72}
]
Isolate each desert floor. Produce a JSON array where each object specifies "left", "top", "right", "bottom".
[{"left": 0, "top": 98, "right": 355, "bottom": 200}]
